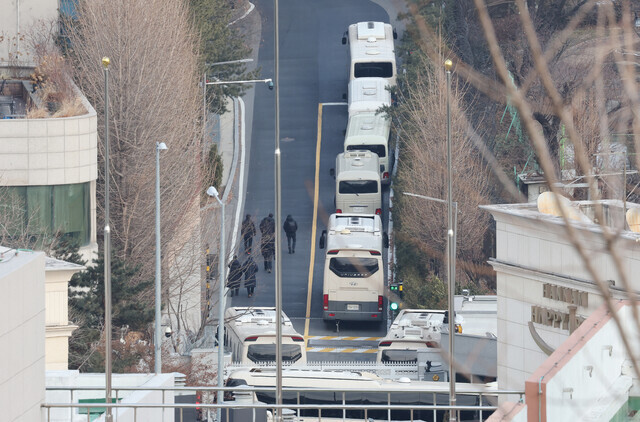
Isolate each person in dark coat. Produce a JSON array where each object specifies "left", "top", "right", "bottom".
[
  {"left": 260, "top": 234, "right": 275, "bottom": 273},
  {"left": 283, "top": 215, "right": 298, "bottom": 254},
  {"left": 241, "top": 214, "right": 256, "bottom": 254},
  {"left": 227, "top": 255, "right": 242, "bottom": 297},
  {"left": 243, "top": 256, "right": 259, "bottom": 297},
  {"left": 260, "top": 213, "right": 275, "bottom": 240}
]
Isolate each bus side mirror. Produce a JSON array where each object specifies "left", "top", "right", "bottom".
[
  {"left": 380, "top": 165, "right": 384, "bottom": 173},
  {"left": 342, "top": 93, "right": 347, "bottom": 100},
  {"left": 393, "top": 29, "right": 398, "bottom": 40},
  {"left": 319, "top": 230, "right": 327, "bottom": 249},
  {"left": 329, "top": 168, "right": 335, "bottom": 178},
  {"left": 342, "top": 33, "right": 347, "bottom": 45},
  {"left": 383, "top": 232, "right": 389, "bottom": 248}
]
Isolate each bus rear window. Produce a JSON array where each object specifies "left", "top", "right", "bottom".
[
  {"left": 381, "top": 350, "right": 418, "bottom": 363},
  {"left": 247, "top": 344, "right": 302, "bottom": 363},
  {"left": 329, "top": 257, "right": 379, "bottom": 278},
  {"left": 347, "top": 144, "right": 386, "bottom": 158},
  {"left": 354, "top": 62, "right": 393, "bottom": 78},
  {"left": 339, "top": 180, "right": 378, "bottom": 194}
]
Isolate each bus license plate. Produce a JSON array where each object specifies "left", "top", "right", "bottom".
[{"left": 347, "top": 304, "right": 360, "bottom": 311}]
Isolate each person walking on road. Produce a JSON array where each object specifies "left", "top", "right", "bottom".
[
  {"left": 241, "top": 214, "right": 256, "bottom": 254},
  {"left": 227, "top": 255, "right": 242, "bottom": 297},
  {"left": 260, "top": 234, "right": 274, "bottom": 273},
  {"left": 283, "top": 215, "right": 298, "bottom": 254},
  {"left": 260, "top": 213, "right": 275, "bottom": 241},
  {"left": 243, "top": 256, "right": 258, "bottom": 297}
]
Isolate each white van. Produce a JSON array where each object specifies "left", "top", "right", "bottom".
[
  {"left": 347, "top": 77, "right": 391, "bottom": 116},
  {"left": 344, "top": 112, "right": 392, "bottom": 184},
  {"left": 318, "top": 214, "right": 388, "bottom": 322},
  {"left": 332, "top": 151, "right": 382, "bottom": 215},
  {"left": 342, "top": 21, "right": 397, "bottom": 86},
  {"left": 224, "top": 307, "right": 306, "bottom": 365}
]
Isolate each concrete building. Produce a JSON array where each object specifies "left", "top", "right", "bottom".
[
  {"left": 0, "top": 246, "right": 46, "bottom": 422},
  {"left": 45, "top": 256, "right": 83, "bottom": 370},
  {"left": 0, "top": 76, "right": 98, "bottom": 262},
  {"left": 482, "top": 198, "right": 640, "bottom": 397},
  {"left": 488, "top": 300, "right": 640, "bottom": 421}
]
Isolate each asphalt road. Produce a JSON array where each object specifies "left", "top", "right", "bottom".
[{"left": 230, "top": 0, "right": 392, "bottom": 362}]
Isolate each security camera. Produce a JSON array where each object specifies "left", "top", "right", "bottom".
[
  {"left": 268, "top": 80, "right": 274, "bottom": 90},
  {"left": 164, "top": 326, "right": 172, "bottom": 338}
]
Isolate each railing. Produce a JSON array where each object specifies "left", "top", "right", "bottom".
[{"left": 44, "top": 385, "right": 524, "bottom": 422}]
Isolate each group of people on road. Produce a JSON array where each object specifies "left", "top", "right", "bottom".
[{"left": 230, "top": 212, "right": 298, "bottom": 297}]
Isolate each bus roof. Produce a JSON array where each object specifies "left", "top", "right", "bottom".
[
  {"left": 225, "top": 307, "right": 301, "bottom": 338},
  {"left": 227, "top": 368, "right": 495, "bottom": 393},
  {"left": 335, "top": 151, "right": 380, "bottom": 180},
  {"left": 382, "top": 310, "right": 448, "bottom": 344},
  {"left": 454, "top": 295, "right": 497, "bottom": 338},
  {"left": 348, "top": 78, "right": 391, "bottom": 115},
  {"left": 348, "top": 22, "right": 396, "bottom": 64},
  {"left": 326, "top": 214, "right": 383, "bottom": 252},
  {"left": 345, "top": 112, "right": 390, "bottom": 144}
]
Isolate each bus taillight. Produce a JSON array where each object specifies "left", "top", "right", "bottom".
[
  {"left": 245, "top": 336, "right": 259, "bottom": 342},
  {"left": 336, "top": 209, "right": 343, "bottom": 213},
  {"left": 327, "top": 250, "right": 339, "bottom": 255},
  {"left": 375, "top": 208, "right": 382, "bottom": 215},
  {"left": 379, "top": 341, "right": 392, "bottom": 347},
  {"left": 323, "top": 294, "right": 329, "bottom": 311},
  {"left": 426, "top": 341, "right": 439, "bottom": 348},
  {"left": 369, "top": 250, "right": 381, "bottom": 255},
  {"left": 378, "top": 295, "right": 383, "bottom": 312},
  {"left": 383, "top": 171, "right": 389, "bottom": 179},
  {"left": 292, "top": 336, "right": 304, "bottom": 342}
]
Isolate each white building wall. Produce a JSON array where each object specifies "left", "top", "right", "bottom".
[
  {"left": 0, "top": 247, "right": 46, "bottom": 422},
  {"left": 0, "top": 0, "right": 59, "bottom": 65},
  {"left": 484, "top": 202, "right": 640, "bottom": 395}
]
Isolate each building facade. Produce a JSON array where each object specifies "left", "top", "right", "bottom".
[{"left": 482, "top": 199, "right": 640, "bottom": 395}]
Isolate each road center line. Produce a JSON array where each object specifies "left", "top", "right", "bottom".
[
  {"left": 304, "top": 102, "right": 349, "bottom": 346},
  {"left": 304, "top": 103, "right": 324, "bottom": 347}
]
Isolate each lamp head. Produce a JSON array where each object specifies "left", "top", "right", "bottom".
[
  {"left": 206, "top": 186, "right": 219, "bottom": 198},
  {"left": 267, "top": 80, "right": 274, "bottom": 90},
  {"left": 444, "top": 59, "right": 453, "bottom": 72},
  {"left": 102, "top": 57, "right": 110, "bottom": 69},
  {"left": 157, "top": 142, "right": 168, "bottom": 151}
]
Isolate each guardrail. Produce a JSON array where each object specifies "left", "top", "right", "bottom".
[{"left": 44, "top": 385, "right": 524, "bottom": 422}]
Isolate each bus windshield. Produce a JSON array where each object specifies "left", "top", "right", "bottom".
[
  {"left": 329, "top": 257, "right": 379, "bottom": 278},
  {"left": 380, "top": 349, "right": 418, "bottom": 363},
  {"left": 339, "top": 180, "right": 378, "bottom": 194},
  {"left": 354, "top": 62, "right": 393, "bottom": 78},
  {"left": 347, "top": 144, "right": 386, "bottom": 158},
  {"left": 247, "top": 344, "right": 303, "bottom": 363}
]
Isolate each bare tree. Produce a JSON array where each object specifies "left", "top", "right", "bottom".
[
  {"left": 395, "top": 53, "right": 492, "bottom": 284},
  {"left": 67, "top": 0, "right": 204, "bottom": 287}
]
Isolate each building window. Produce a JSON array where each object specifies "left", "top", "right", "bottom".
[{"left": 0, "top": 183, "right": 90, "bottom": 246}]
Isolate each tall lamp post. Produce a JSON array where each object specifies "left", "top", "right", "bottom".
[
  {"left": 206, "top": 186, "right": 225, "bottom": 422},
  {"left": 154, "top": 141, "right": 168, "bottom": 374},
  {"left": 444, "top": 58, "right": 457, "bottom": 422},
  {"left": 102, "top": 56, "right": 113, "bottom": 422}
]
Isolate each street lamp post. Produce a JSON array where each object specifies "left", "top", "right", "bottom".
[
  {"left": 206, "top": 186, "right": 225, "bottom": 422},
  {"left": 154, "top": 142, "right": 168, "bottom": 374},
  {"left": 274, "top": 0, "right": 283, "bottom": 419},
  {"left": 102, "top": 56, "right": 113, "bottom": 422},
  {"left": 444, "top": 58, "right": 457, "bottom": 422}
]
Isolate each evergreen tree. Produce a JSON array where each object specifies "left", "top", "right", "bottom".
[
  {"left": 189, "top": 0, "right": 259, "bottom": 113},
  {"left": 68, "top": 249, "right": 154, "bottom": 372}
]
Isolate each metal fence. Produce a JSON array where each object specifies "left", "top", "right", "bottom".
[{"left": 43, "top": 385, "right": 524, "bottom": 422}]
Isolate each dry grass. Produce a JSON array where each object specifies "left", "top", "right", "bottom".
[
  {"left": 53, "top": 96, "right": 86, "bottom": 118},
  {"left": 26, "top": 106, "right": 49, "bottom": 119}
]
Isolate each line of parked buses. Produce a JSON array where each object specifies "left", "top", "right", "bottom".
[{"left": 204, "top": 22, "right": 496, "bottom": 422}]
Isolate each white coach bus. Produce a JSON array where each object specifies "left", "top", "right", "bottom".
[
  {"left": 332, "top": 151, "right": 382, "bottom": 215},
  {"left": 344, "top": 112, "right": 392, "bottom": 184},
  {"left": 318, "top": 214, "right": 388, "bottom": 324},
  {"left": 376, "top": 309, "right": 462, "bottom": 365},
  {"left": 226, "top": 368, "right": 491, "bottom": 421},
  {"left": 347, "top": 77, "right": 391, "bottom": 116},
  {"left": 224, "top": 307, "right": 306, "bottom": 365},
  {"left": 342, "top": 21, "right": 397, "bottom": 86}
]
